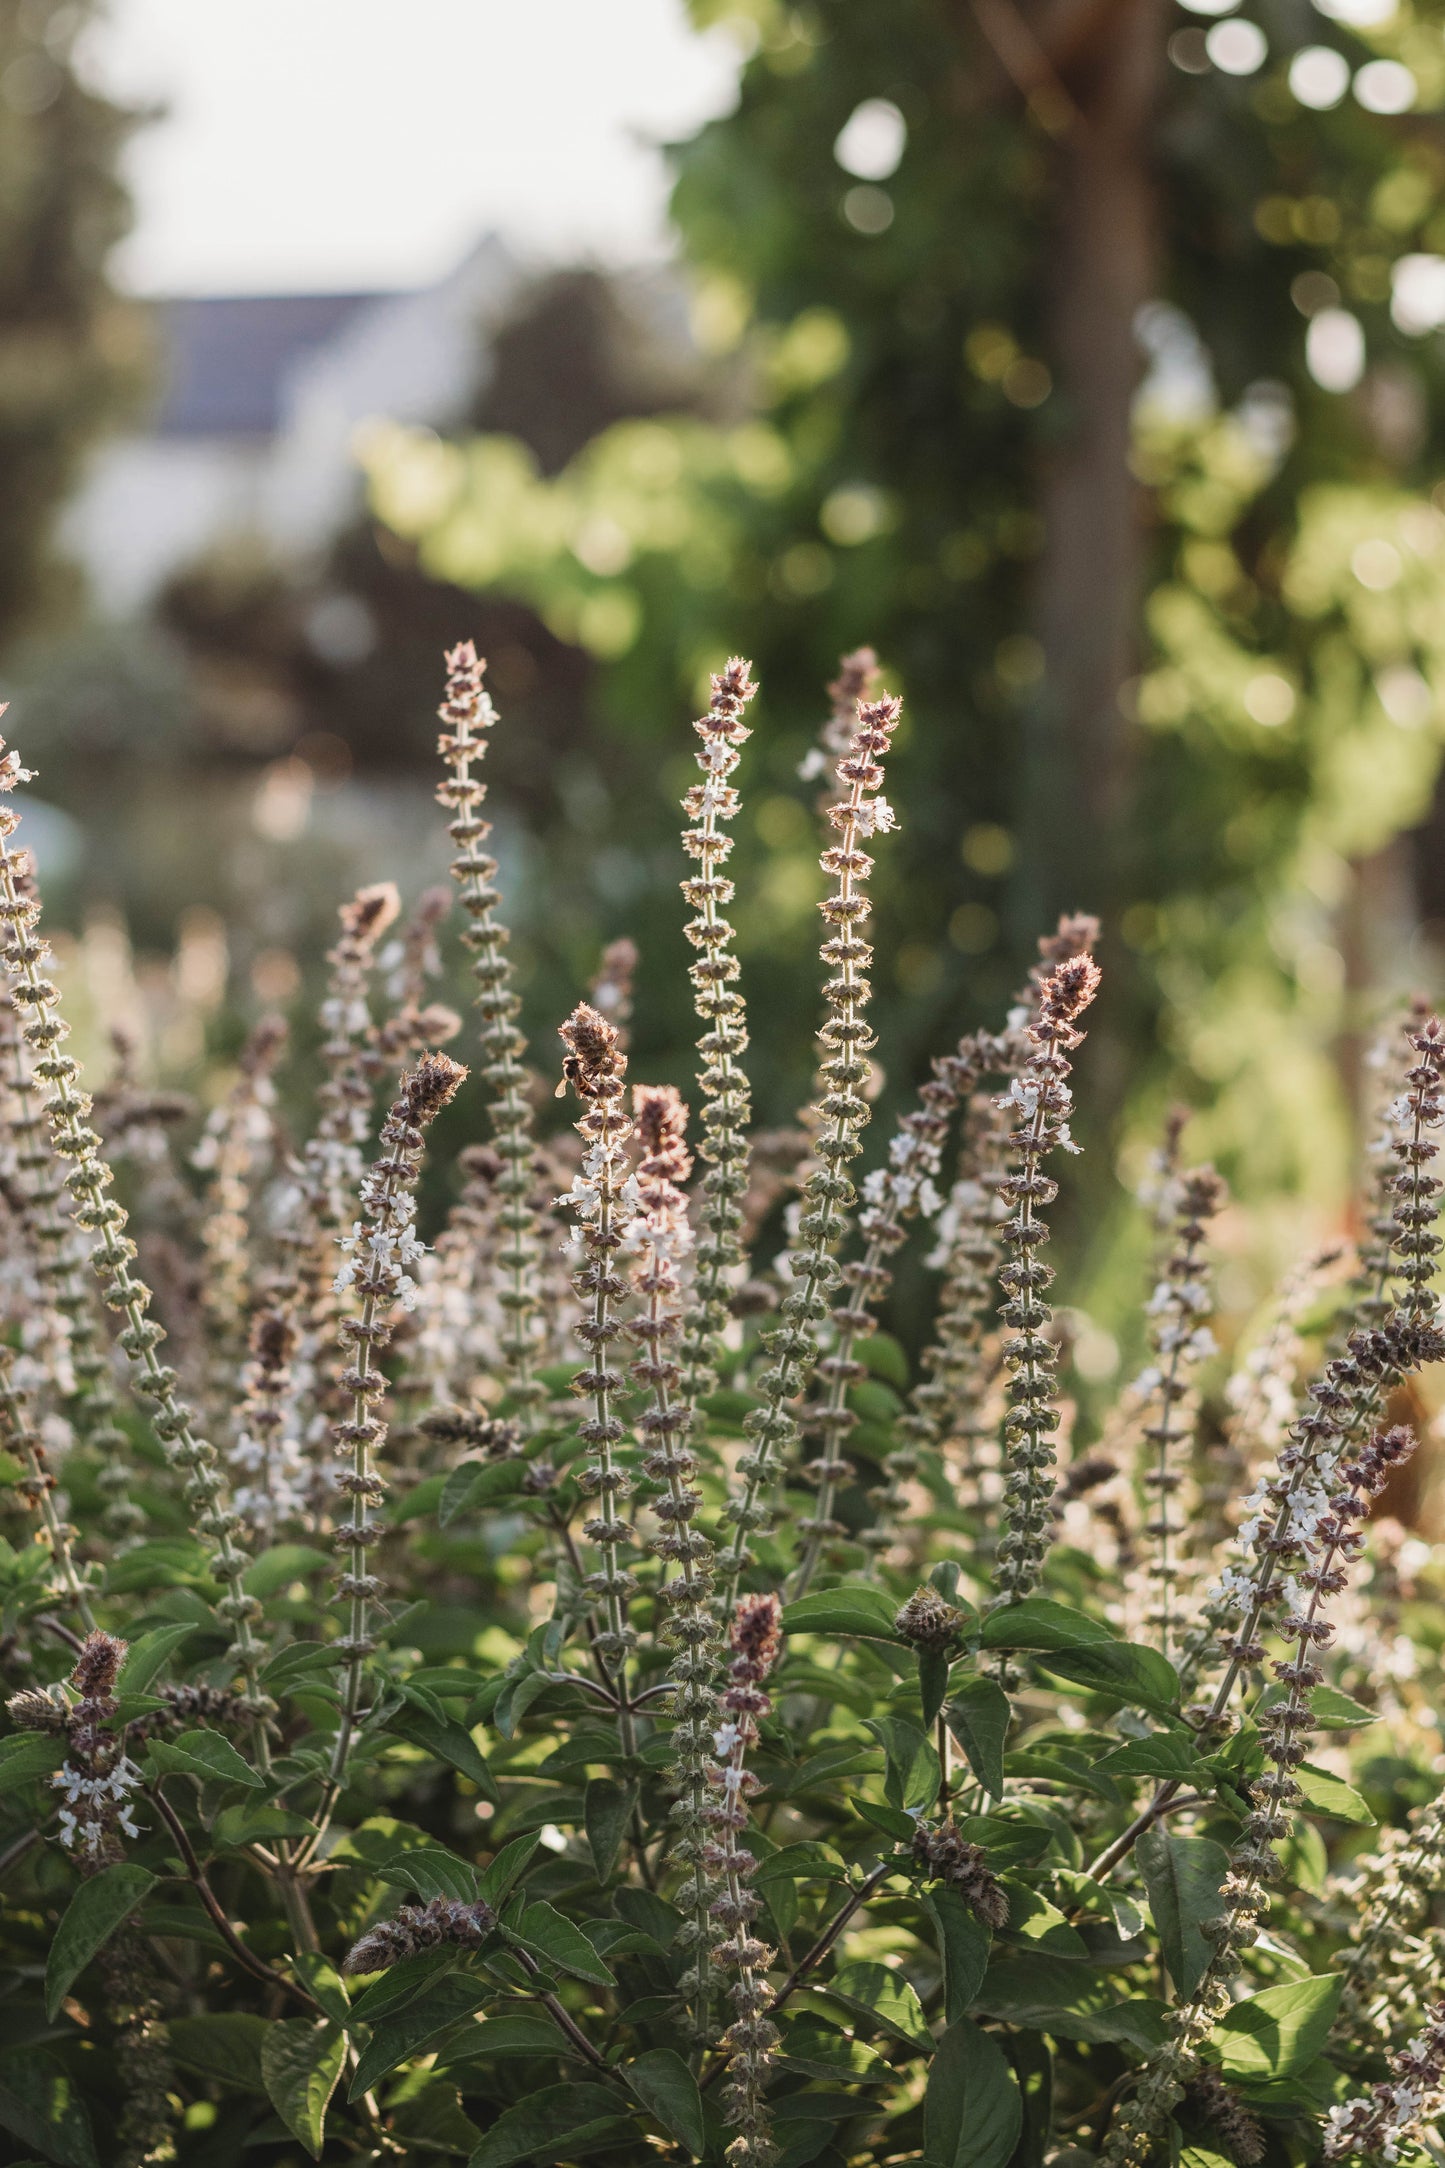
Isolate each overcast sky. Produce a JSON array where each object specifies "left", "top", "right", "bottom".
[{"left": 83, "top": 0, "right": 741, "bottom": 296}]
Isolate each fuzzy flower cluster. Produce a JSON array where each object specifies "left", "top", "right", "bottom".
[
  {"left": 721, "top": 689, "right": 902, "bottom": 1606},
  {"left": 558, "top": 1003, "right": 638, "bottom": 1670},
  {"left": 990, "top": 945, "right": 1102, "bottom": 1609},
  {"left": 677, "top": 657, "right": 759, "bottom": 1410},
  {"left": 51, "top": 1632, "right": 144, "bottom": 1857},
  {"left": 1324, "top": 2003, "right": 1445, "bottom": 2161},
  {"left": 910, "top": 1819, "right": 1010, "bottom": 1928}
]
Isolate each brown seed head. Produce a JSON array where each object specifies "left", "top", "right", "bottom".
[
  {"left": 71, "top": 1630, "right": 127, "bottom": 1701},
  {"left": 341, "top": 882, "right": 401, "bottom": 946},
  {"left": 633, "top": 1083, "right": 691, "bottom": 1177},
  {"left": 400, "top": 1051, "right": 469, "bottom": 1127},
  {"left": 895, "top": 1586, "right": 966, "bottom": 1649},
  {"left": 729, "top": 1591, "right": 783, "bottom": 1678},
  {"left": 1036, "top": 952, "right": 1102, "bottom": 1035},
  {"left": 558, "top": 1002, "right": 625, "bottom": 1100}
]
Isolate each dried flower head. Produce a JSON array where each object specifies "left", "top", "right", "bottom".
[{"left": 895, "top": 1586, "right": 966, "bottom": 1648}]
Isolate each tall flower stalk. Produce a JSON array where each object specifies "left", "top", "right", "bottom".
[
  {"left": 326, "top": 1051, "right": 467, "bottom": 1791},
  {"left": 708, "top": 1592, "right": 784, "bottom": 2163},
  {"left": 1130, "top": 1164, "right": 1225, "bottom": 1656},
  {"left": 556, "top": 1004, "right": 637, "bottom": 1683},
  {"left": 0, "top": 732, "right": 273, "bottom": 1739},
  {"left": 436, "top": 641, "right": 547, "bottom": 1429},
  {"left": 677, "top": 658, "right": 759, "bottom": 1411},
  {"left": 717, "top": 691, "right": 902, "bottom": 1608},
  {"left": 989, "top": 948, "right": 1101, "bottom": 1610}
]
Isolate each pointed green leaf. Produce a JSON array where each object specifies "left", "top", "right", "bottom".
[
  {"left": 1211, "top": 1975, "right": 1343, "bottom": 2082},
  {"left": 823, "top": 1959, "right": 932, "bottom": 2050},
  {"left": 979, "top": 1599, "right": 1115, "bottom": 1652},
  {"left": 782, "top": 1582, "right": 907, "bottom": 1642},
  {"left": 466, "top": 2083, "right": 633, "bottom": 2167},
  {"left": 145, "top": 1728, "right": 264, "bottom": 1789},
  {"left": 166, "top": 2013, "right": 268, "bottom": 2090},
  {"left": 944, "top": 1676, "right": 1011, "bottom": 1797},
  {"left": 919, "top": 1645, "right": 952, "bottom": 1728},
  {"left": 1035, "top": 1639, "right": 1180, "bottom": 1715},
  {"left": 1295, "top": 1761, "right": 1374, "bottom": 1824},
  {"left": 1136, "top": 1829, "right": 1229, "bottom": 1998},
  {"left": 261, "top": 2020, "right": 345, "bottom": 2158},
  {"left": 507, "top": 1900, "right": 614, "bottom": 1986},
  {"left": 865, "top": 1716, "right": 941, "bottom": 1810},
  {"left": 46, "top": 1863, "right": 156, "bottom": 2020},
  {"left": 1097, "top": 1732, "right": 1205, "bottom": 1780},
  {"left": 923, "top": 1887, "right": 991, "bottom": 2020},
  {"left": 114, "top": 1623, "right": 198, "bottom": 1695},
  {"left": 383, "top": 1703, "right": 498, "bottom": 1799},
  {"left": 348, "top": 1977, "right": 491, "bottom": 2098},
  {"left": 242, "top": 1543, "right": 331, "bottom": 1597},
  {"left": 379, "top": 1844, "right": 481, "bottom": 1902},
  {"left": 626, "top": 2049, "right": 704, "bottom": 2155},
  {"left": 584, "top": 1777, "right": 637, "bottom": 1883},
  {"left": 0, "top": 1732, "right": 65, "bottom": 1794},
  {"left": 438, "top": 1457, "right": 530, "bottom": 1527},
  {"left": 478, "top": 1831, "right": 541, "bottom": 1908},
  {"left": 0, "top": 2053, "right": 99, "bottom": 2168},
  {"left": 923, "top": 2017, "right": 1022, "bottom": 2168}
]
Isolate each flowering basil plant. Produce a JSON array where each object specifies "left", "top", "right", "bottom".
[{"left": 0, "top": 644, "right": 1444, "bottom": 2168}]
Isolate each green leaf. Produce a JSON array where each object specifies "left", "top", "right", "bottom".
[
  {"left": 242, "top": 1543, "right": 331, "bottom": 1597},
  {"left": 973, "top": 1957, "right": 1167, "bottom": 2050},
  {"left": 1034, "top": 1639, "right": 1180, "bottom": 1716},
  {"left": 923, "top": 1887, "right": 991, "bottom": 2020},
  {"left": 782, "top": 1581, "right": 907, "bottom": 1642},
  {"left": 822, "top": 1959, "right": 933, "bottom": 2050},
  {"left": 997, "top": 1881, "right": 1087, "bottom": 1956},
  {"left": 1097, "top": 1731, "right": 1206, "bottom": 1780},
  {"left": 166, "top": 2013, "right": 269, "bottom": 2090},
  {"left": 294, "top": 1954, "right": 351, "bottom": 2025},
  {"left": 261, "top": 2020, "right": 346, "bottom": 2158},
  {"left": 626, "top": 2049, "right": 705, "bottom": 2155},
  {"left": 944, "top": 1676, "right": 1011, "bottom": 1798},
  {"left": 347, "top": 1950, "right": 459, "bottom": 2019},
  {"left": 437, "top": 2013, "right": 566, "bottom": 2063},
  {"left": 858, "top": 1331, "right": 910, "bottom": 1389},
  {"left": 348, "top": 1978, "right": 491, "bottom": 2098},
  {"left": 45, "top": 1863, "right": 156, "bottom": 2020},
  {"left": 438, "top": 1457, "right": 530, "bottom": 1528},
  {"left": 923, "top": 2017, "right": 1022, "bottom": 2168},
  {"left": 478, "top": 1832, "right": 542, "bottom": 1907},
  {"left": 865, "top": 1715, "right": 941, "bottom": 1810},
  {"left": 508, "top": 1900, "right": 614, "bottom": 1986},
  {"left": 584, "top": 1777, "right": 638, "bottom": 1883},
  {"left": 978, "top": 1599, "right": 1115, "bottom": 1652},
  {"left": 919, "top": 1645, "right": 952, "bottom": 1728},
  {"left": 1136, "top": 1829, "right": 1229, "bottom": 1998},
  {"left": 0, "top": 2055, "right": 98, "bottom": 2168},
  {"left": 852, "top": 1796, "right": 918, "bottom": 1842},
  {"left": 467, "top": 2083, "right": 633, "bottom": 2167},
  {"left": 1307, "top": 1686, "right": 1380, "bottom": 1731},
  {"left": 1295, "top": 1761, "right": 1375, "bottom": 1824},
  {"left": 0, "top": 1732, "right": 65, "bottom": 1794},
  {"left": 260, "top": 1641, "right": 347, "bottom": 1691},
  {"left": 383, "top": 1703, "right": 498, "bottom": 1799},
  {"left": 1211, "top": 1975, "right": 1344, "bottom": 2083},
  {"left": 145, "top": 1727, "right": 264, "bottom": 1789},
  {"left": 379, "top": 1844, "right": 481, "bottom": 1902},
  {"left": 115, "top": 1622, "right": 197, "bottom": 1694},
  {"left": 776, "top": 2021, "right": 888, "bottom": 2083},
  {"left": 211, "top": 1803, "right": 317, "bottom": 1850}
]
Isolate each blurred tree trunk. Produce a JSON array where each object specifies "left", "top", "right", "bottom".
[{"left": 1020, "top": 0, "right": 1163, "bottom": 930}]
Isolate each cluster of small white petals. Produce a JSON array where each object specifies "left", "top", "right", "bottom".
[
  {"left": 1324, "top": 2003, "right": 1445, "bottom": 2160},
  {"left": 54, "top": 1754, "right": 143, "bottom": 1854}
]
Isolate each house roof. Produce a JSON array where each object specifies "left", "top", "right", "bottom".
[{"left": 153, "top": 292, "right": 389, "bottom": 438}]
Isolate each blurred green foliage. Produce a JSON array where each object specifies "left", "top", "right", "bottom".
[{"left": 360, "top": 0, "right": 1445, "bottom": 1271}]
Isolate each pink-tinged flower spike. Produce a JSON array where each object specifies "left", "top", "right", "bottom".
[
  {"left": 193, "top": 1012, "right": 287, "bottom": 1424},
  {"left": 1335, "top": 1794, "right": 1445, "bottom": 2057},
  {"left": 326, "top": 1052, "right": 467, "bottom": 1793},
  {"left": 435, "top": 641, "right": 548, "bottom": 1430},
  {"left": 52, "top": 1631, "right": 142, "bottom": 1859},
  {"left": 804, "top": 1028, "right": 1009, "bottom": 1590},
  {"left": 717, "top": 690, "right": 903, "bottom": 1610},
  {"left": 556, "top": 1004, "right": 638, "bottom": 1679},
  {"left": 677, "top": 657, "right": 759, "bottom": 1412},
  {"left": 0, "top": 730, "right": 274, "bottom": 1739},
  {"left": 1325, "top": 2003, "right": 1445, "bottom": 2161},
  {"left": 797, "top": 645, "right": 880, "bottom": 805},
  {"left": 989, "top": 946, "right": 1101, "bottom": 1611},
  {"left": 0, "top": 848, "right": 138, "bottom": 1540},
  {"left": 0, "top": 1340, "right": 96, "bottom": 1627},
  {"left": 229, "top": 1309, "right": 307, "bottom": 1533},
  {"left": 707, "top": 1593, "right": 784, "bottom": 2166},
  {"left": 345, "top": 1895, "right": 497, "bottom": 1974},
  {"left": 590, "top": 935, "right": 640, "bottom": 1048}
]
